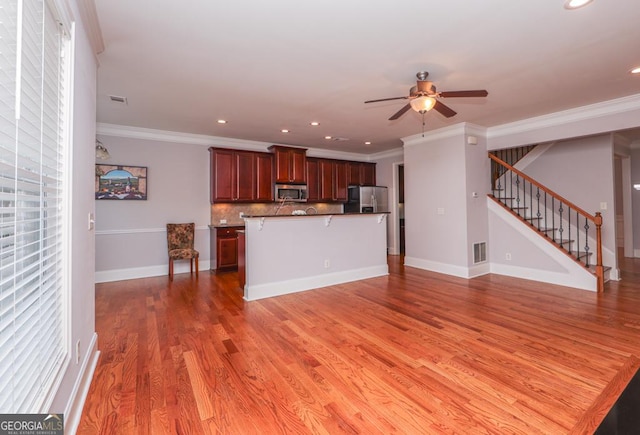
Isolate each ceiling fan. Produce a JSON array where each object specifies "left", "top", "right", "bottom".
[{"left": 365, "top": 71, "right": 488, "bottom": 120}]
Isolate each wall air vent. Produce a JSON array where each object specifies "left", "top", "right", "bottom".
[
  {"left": 109, "top": 95, "right": 128, "bottom": 104},
  {"left": 473, "top": 242, "right": 487, "bottom": 264}
]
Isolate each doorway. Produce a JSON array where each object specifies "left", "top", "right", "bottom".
[{"left": 399, "top": 164, "right": 405, "bottom": 255}]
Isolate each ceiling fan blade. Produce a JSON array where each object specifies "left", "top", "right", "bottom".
[
  {"left": 364, "top": 96, "right": 408, "bottom": 104},
  {"left": 434, "top": 100, "right": 457, "bottom": 118},
  {"left": 389, "top": 103, "right": 411, "bottom": 120},
  {"left": 439, "top": 90, "right": 488, "bottom": 98}
]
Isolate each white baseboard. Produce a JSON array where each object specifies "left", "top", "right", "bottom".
[
  {"left": 244, "top": 265, "right": 389, "bottom": 301},
  {"left": 635, "top": 249, "right": 640, "bottom": 258},
  {"left": 490, "top": 263, "right": 597, "bottom": 292},
  {"left": 64, "top": 333, "right": 100, "bottom": 435},
  {"left": 95, "top": 260, "right": 211, "bottom": 283},
  {"left": 404, "top": 256, "right": 475, "bottom": 278}
]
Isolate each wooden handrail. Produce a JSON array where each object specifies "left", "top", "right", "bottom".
[
  {"left": 489, "top": 152, "right": 604, "bottom": 292},
  {"left": 489, "top": 153, "right": 596, "bottom": 221}
]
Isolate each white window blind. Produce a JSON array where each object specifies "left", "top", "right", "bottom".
[{"left": 0, "top": 0, "right": 69, "bottom": 413}]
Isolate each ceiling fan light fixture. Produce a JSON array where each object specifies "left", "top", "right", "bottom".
[
  {"left": 95, "top": 139, "right": 110, "bottom": 160},
  {"left": 410, "top": 96, "right": 436, "bottom": 114}
]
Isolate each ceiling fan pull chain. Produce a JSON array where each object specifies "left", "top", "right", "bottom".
[{"left": 422, "top": 112, "right": 426, "bottom": 137}]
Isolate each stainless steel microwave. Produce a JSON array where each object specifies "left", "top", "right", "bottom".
[{"left": 275, "top": 184, "right": 307, "bottom": 202}]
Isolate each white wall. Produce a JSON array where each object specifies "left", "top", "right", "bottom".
[
  {"left": 49, "top": 0, "right": 99, "bottom": 428},
  {"left": 94, "top": 136, "right": 211, "bottom": 282},
  {"left": 632, "top": 145, "right": 640, "bottom": 254},
  {"left": 404, "top": 126, "right": 468, "bottom": 276},
  {"left": 371, "top": 150, "right": 404, "bottom": 254},
  {"left": 520, "top": 135, "right": 618, "bottom": 274}
]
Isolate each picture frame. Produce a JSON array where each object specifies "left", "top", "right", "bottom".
[{"left": 95, "top": 164, "right": 148, "bottom": 200}]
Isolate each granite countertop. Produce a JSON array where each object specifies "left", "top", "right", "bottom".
[
  {"left": 208, "top": 223, "right": 245, "bottom": 228},
  {"left": 241, "top": 211, "right": 390, "bottom": 218}
]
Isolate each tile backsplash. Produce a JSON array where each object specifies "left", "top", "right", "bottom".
[{"left": 211, "top": 202, "right": 343, "bottom": 226}]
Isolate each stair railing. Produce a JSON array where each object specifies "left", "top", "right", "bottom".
[
  {"left": 490, "top": 145, "right": 536, "bottom": 190},
  {"left": 488, "top": 153, "right": 604, "bottom": 292}
]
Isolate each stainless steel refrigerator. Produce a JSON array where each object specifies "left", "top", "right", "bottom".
[{"left": 344, "top": 186, "right": 389, "bottom": 213}]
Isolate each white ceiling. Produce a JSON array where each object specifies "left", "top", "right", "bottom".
[{"left": 94, "top": 0, "right": 640, "bottom": 155}]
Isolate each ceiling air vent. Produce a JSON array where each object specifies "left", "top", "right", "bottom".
[
  {"left": 109, "top": 95, "right": 128, "bottom": 104},
  {"left": 332, "top": 137, "right": 349, "bottom": 142},
  {"left": 473, "top": 242, "right": 487, "bottom": 264}
]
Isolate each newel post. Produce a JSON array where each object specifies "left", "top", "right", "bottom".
[{"left": 594, "top": 212, "right": 604, "bottom": 292}]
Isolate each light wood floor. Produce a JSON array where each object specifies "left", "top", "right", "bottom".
[{"left": 78, "top": 255, "right": 640, "bottom": 434}]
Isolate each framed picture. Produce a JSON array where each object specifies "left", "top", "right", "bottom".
[{"left": 95, "top": 164, "right": 148, "bottom": 200}]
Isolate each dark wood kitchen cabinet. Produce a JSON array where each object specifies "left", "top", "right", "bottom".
[
  {"left": 213, "top": 226, "right": 243, "bottom": 271},
  {"left": 347, "top": 161, "right": 376, "bottom": 186},
  {"left": 209, "top": 148, "right": 255, "bottom": 202},
  {"left": 254, "top": 152, "right": 274, "bottom": 201},
  {"left": 333, "top": 160, "right": 348, "bottom": 201},
  {"left": 209, "top": 148, "right": 273, "bottom": 203},
  {"left": 269, "top": 145, "right": 307, "bottom": 184},
  {"left": 306, "top": 157, "right": 320, "bottom": 201}
]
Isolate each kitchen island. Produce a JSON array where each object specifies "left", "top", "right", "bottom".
[{"left": 242, "top": 213, "right": 389, "bottom": 301}]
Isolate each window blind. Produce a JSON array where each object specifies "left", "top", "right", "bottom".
[{"left": 0, "top": 0, "right": 69, "bottom": 413}]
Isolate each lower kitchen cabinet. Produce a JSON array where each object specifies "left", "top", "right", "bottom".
[{"left": 211, "top": 226, "right": 243, "bottom": 271}]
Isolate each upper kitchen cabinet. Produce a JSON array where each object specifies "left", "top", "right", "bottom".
[
  {"left": 210, "top": 148, "right": 255, "bottom": 202},
  {"left": 306, "top": 157, "right": 320, "bottom": 201},
  {"left": 333, "top": 160, "right": 348, "bottom": 202},
  {"left": 269, "top": 145, "right": 307, "bottom": 184},
  {"left": 361, "top": 162, "right": 376, "bottom": 186},
  {"left": 254, "top": 152, "right": 274, "bottom": 201},
  {"left": 347, "top": 161, "right": 376, "bottom": 186}
]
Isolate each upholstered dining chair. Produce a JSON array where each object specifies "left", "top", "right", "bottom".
[{"left": 166, "top": 223, "right": 199, "bottom": 280}]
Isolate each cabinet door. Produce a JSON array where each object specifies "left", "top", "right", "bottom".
[
  {"left": 333, "top": 160, "right": 348, "bottom": 201},
  {"left": 306, "top": 158, "right": 320, "bottom": 201},
  {"left": 347, "top": 162, "right": 361, "bottom": 186},
  {"left": 290, "top": 148, "right": 307, "bottom": 184},
  {"left": 318, "top": 159, "right": 334, "bottom": 201},
  {"left": 210, "top": 148, "right": 234, "bottom": 202},
  {"left": 273, "top": 148, "right": 292, "bottom": 183},
  {"left": 361, "top": 163, "right": 376, "bottom": 186},
  {"left": 234, "top": 151, "right": 256, "bottom": 201},
  {"left": 217, "top": 234, "right": 238, "bottom": 269},
  {"left": 255, "top": 153, "right": 273, "bottom": 201}
]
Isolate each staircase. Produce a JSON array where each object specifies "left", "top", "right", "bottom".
[{"left": 488, "top": 148, "right": 606, "bottom": 292}]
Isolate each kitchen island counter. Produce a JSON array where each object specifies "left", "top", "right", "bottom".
[{"left": 242, "top": 213, "right": 388, "bottom": 301}]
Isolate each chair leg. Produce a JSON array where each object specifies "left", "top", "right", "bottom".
[
  {"left": 169, "top": 259, "right": 174, "bottom": 280},
  {"left": 190, "top": 258, "right": 193, "bottom": 274},
  {"left": 195, "top": 256, "right": 199, "bottom": 278}
]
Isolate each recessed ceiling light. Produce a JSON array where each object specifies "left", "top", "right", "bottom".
[
  {"left": 364, "top": 141, "right": 371, "bottom": 145},
  {"left": 564, "top": 0, "right": 593, "bottom": 10},
  {"left": 281, "top": 129, "right": 289, "bottom": 133},
  {"left": 310, "top": 121, "right": 320, "bottom": 126},
  {"left": 631, "top": 66, "right": 640, "bottom": 75},
  {"left": 324, "top": 136, "right": 332, "bottom": 140},
  {"left": 217, "top": 119, "right": 227, "bottom": 124}
]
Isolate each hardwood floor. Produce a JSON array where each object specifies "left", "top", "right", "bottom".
[{"left": 78, "top": 255, "right": 640, "bottom": 434}]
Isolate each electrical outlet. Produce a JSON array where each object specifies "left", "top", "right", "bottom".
[
  {"left": 600, "top": 202, "right": 607, "bottom": 210},
  {"left": 324, "top": 259, "right": 330, "bottom": 268},
  {"left": 220, "top": 219, "right": 227, "bottom": 224},
  {"left": 88, "top": 213, "right": 94, "bottom": 230},
  {"left": 505, "top": 253, "right": 512, "bottom": 261}
]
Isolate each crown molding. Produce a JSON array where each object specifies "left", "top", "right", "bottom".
[
  {"left": 487, "top": 93, "right": 640, "bottom": 140},
  {"left": 402, "top": 122, "right": 485, "bottom": 148},
  {"left": 368, "top": 147, "right": 404, "bottom": 161},
  {"left": 96, "top": 123, "right": 389, "bottom": 160},
  {"left": 76, "top": 0, "right": 104, "bottom": 56}
]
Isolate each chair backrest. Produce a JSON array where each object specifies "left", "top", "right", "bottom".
[{"left": 166, "top": 223, "right": 195, "bottom": 251}]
